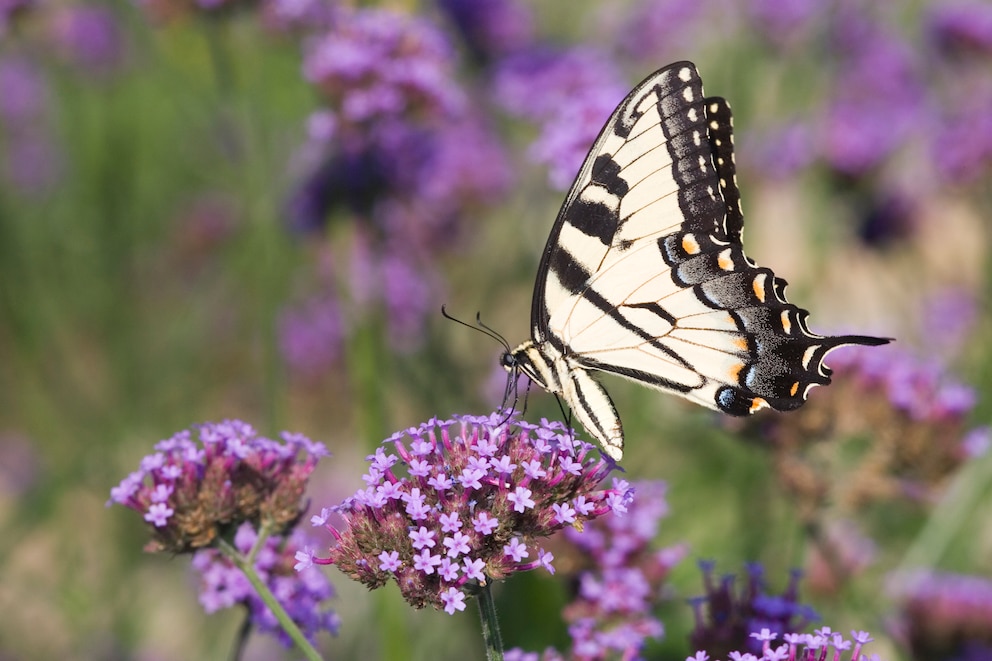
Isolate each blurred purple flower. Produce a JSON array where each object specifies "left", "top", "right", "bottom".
[
  {"left": 287, "top": 8, "right": 512, "bottom": 358},
  {"left": 435, "top": 0, "right": 534, "bottom": 62},
  {"left": 381, "top": 252, "right": 435, "bottom": 351},
  {"left": 0, "top": 55, "right": 61, "bottom": 194},
  {"left": 278, "top": 292, "right": 346, "bottom": 380},
  {"left": 0, "top": 55, "right": 47, "bottom": 125},
  {"left": 302, "top": 8, "right": 463, "bottom": 130},
  {"left": 192, "top": 523, "right": 339, "bottom": 647},
  {"left": 0, "top": 0, "right": 34, "bottom": 37},
  {"left": 821, "top": 12, "right": 925, "bottom": 176},
  {"left": 50, "top": 6, "right": 125, "bottom": 74},
  {"left": 745, "top": 0, "right": 821, "bottom": 48},
  {"left": 889, "top": 570, "right": 992, "bottom": 660},
  {"left": 2, "top": 130, "right": 60, "bottom": 194},
  {"left": 831, "top": 345, "right": 978, "bottom": 422},
  {"left": 806, "top": 519, "right": 877, "bottom": 596},
  {"left": 930, "top": 88, "right": 992, "bottom": 183},
  {"left": 0, "top": 432, "right": 41, "bottom": 496},
  {"left": 920, "top": 287, "right": 977, "bottom": 356},
  {"left": 286, "top": 141, "right": 392, "bottom": 232},
  {"left": 308, "top": 412, "right": 629, "bottom": 614},
  {"left": 928, "top": 2, "right": 992, "bottom": 58},
  {"left": 743, "top": 122, "right": 816, "bottom": 181},
  {"left": 260, "top": 0, "right": 335, "bottom": 33},
  {"left": 689, "top": 561, "right": 818, "bottom": 657},
  {"left": 493, "top": 47, "right": 626, "bottom": 189},
  {"left": 856, "top": 188, "right": 920, "bottom": 248},
  {"left": 619, "top": 0, "right": 713, "bottom": 62},
  {"left": 561, "top": 481, "right": 685, "bottom": 658},
  {"left": 961, "top": 426, "right": 990, "bottom": 458}
]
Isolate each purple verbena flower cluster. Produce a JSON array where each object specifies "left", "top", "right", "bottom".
[
  {"left": 302, "top": 8, "right": 463, "bottom": 131},
  {"left": 435, "top": 0, "right": 535, "bottom": 62},
  {"left": 279, "top": 6, "right": 512, "bottom": 365},
  {"left": 927, "top": 2, "right": 992, "bottom": 58},
  {"left": 508, "top": 480, "right": 687, "bottom": 660},
  {"left": 108, "top": 420, "right": 328, "bottom": 553},
  {"left": 192, "top": 522, "right": 339, "bottom": 647},
  {"left": 492, "top": 47, "right": 627, "bottom": 190},
  {"left": 49, "top": 6, "right": 125, "bottom": 75},
  {"left": 889, "top": 570, "right": 992, "bottom": 660},
  {"left": 688, "top": 627, "right": 876, "bottom": 661},
  {"left": 689, "top": 561, "right": 818, "bottom": 658},
  {"left": 302, "top": 412, "right": 631, "bottom": 615}
]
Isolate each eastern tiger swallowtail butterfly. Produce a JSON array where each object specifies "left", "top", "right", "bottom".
[{"left": 501, "top": 61, "right": 890, "bottom": 462}]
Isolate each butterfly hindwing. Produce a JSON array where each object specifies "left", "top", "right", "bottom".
[{"left": 507, "top": 61, "right": 889, "bottom": 460}]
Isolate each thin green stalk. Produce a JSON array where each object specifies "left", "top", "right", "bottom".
[
  {"left": 477, "top": 582, "right": 504, "bottom": 661},
  {"left": 217, "top": 536, "right": 324, "bottom": 661},
  {"left": 894, "top": 445, "right": 992, "bottom": 576},
  {"left": 347, "top": 317, "right": 411, "bottom": 659}
]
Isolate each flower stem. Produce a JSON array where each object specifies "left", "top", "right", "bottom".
[
  {"left": 476, "top": 582, "right": 504, "bottom": 661},
  {"left": 217, "top": 537, "right": 324, "bottom": 661},
  {"left": 895, "top": 445, "right": 992, "bottom": 576}
]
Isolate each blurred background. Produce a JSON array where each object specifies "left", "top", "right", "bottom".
[{"left": 1, "top": 0, "right": 991, "bottom": 658}]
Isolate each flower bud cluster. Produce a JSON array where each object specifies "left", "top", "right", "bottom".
[{"left": 109, "top": 420, "right": 327, "bottom": 553}]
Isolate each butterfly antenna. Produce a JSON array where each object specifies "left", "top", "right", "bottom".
[
  {"left": 474, "top": 312, "right": 512, "bottom": 354},
  {"left": 440, "top": 305, "right": 512, "bottom": 352},
  {"left": 441, "top": 305, "right": 520, "bottom": 419}
]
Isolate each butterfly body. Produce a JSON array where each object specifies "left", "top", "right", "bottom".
[{"left": 504, "top": 61, "right": 889, "bottom": 462}]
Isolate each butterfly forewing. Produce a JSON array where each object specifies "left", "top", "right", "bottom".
[{"left": 512, "top": 61, "right": 889, "bottom": 460}]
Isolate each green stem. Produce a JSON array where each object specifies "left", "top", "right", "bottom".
[
  {"left": 217, "top": 536, "right": 324, "bottom": 661},
  {"left": 476, "top": 582, "right": 504, "bottom": 661},
  {"left": 894, "top": 445, "right": 992, "bottom": 576}
]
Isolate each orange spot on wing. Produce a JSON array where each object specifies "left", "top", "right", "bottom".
[
  {"left": 733, "top": 336, "right": 749, "bottom": 352},
  {"left": 780, "top": 310, "right": 792, "bottom": 334},
  {"left": 728, "top": 362, "right": 744, "bottom": 382},
  {"left": 790, "top": 381, "right": 799, "bottom": 396},
  {"left": 753, "top": 276, "right": 766, "bottom": 302},
  {"left": 682, "top": 234, "right": 700, "bottom": 254},
  {"left": 749, "top": 397, "right": 768, "bottom": 413},
  {"left": 718, "top": 251, "right": 734, "bottom": 271}
]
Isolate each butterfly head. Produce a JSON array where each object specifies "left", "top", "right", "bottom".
[{"left": 503, "top": 340, "right": 565, "bottom": 397}]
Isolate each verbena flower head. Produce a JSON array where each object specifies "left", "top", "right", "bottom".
[
  {"left": 509, "top": 480, "right": 687, "bottom": 659},
  {"left": 49, "top": 6, "right": 126, "bottom": 75},
  {"left": 302, "top": 7, "right": 462, "bottom": 131},
  {"left": 492, "top": 46, "right": 626, "bottom": 189},
  {"left": 688, "top": 627, "right": 876, "bottom": 661},
  {"left": 689, "top": 561, "right": 818, "bottom": 658},
  {"left": 108, "top": 420, "right": 328, "bottom": 553},
  {"left": 192, "top": 522, "right": 339, "bottom": 647},
  {"left": 731, "top": 343, "right": 985, "bottom": 517},
  {"left": 307, "top": 412, "right": 630, "bottom": 614},
  {"left": 927, "top": 2, "right": 992, "bottom": 59},
  {"left": 889, "top": 570, "right": 992, "bottom": 660},
  {"left": 435, "top": 0, "right": 534, "bottom": 62}
]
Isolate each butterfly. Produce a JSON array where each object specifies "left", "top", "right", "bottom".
[{"left": 501, "top": 61, "right": 890, "bottom": 462}]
